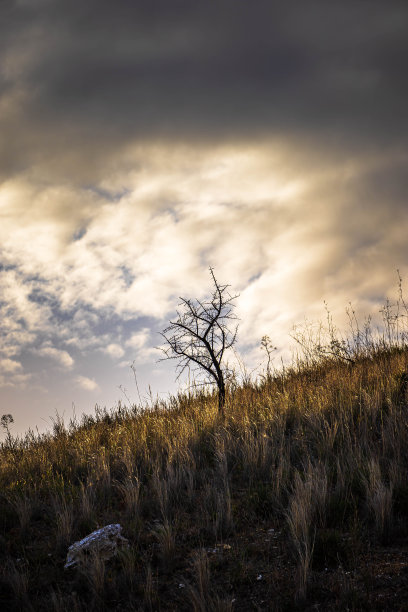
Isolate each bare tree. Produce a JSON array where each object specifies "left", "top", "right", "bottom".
[{"left": 159, "top": 268, "right": 239, "bottom": 418}]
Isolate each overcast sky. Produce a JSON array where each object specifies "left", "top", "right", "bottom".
[{"left": 1, "top": 0, "right": 408, "bottom": 436}]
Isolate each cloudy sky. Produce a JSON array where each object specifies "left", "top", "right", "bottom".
[{"left": 1, "top": 0, "right": 408, "bottom": 436}]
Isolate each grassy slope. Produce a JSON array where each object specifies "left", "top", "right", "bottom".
[{"left": 1, "top": 348, "right": 408, "bottom": 611}]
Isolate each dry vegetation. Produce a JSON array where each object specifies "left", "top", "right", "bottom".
[{"left": 2, "top": 301, "right": 408, "bottom": 610}]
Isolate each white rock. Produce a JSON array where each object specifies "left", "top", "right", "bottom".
[{"left": 64, "top": 524, "right": 128, "bottom": 569}]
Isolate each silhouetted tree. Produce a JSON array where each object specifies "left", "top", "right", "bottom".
[
  {"left": 160, "top": 268, "right": 239, "bottom": 418},
  {"left": 1, "top": 414, "right": 14, "bottom": 448}
]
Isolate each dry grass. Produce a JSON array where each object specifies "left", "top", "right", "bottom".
[
  {"left": 152, "top": 520, "right": 176, "bottom": 566},
  {"left": 143, "top": 563, "right": 157, "bottom": 611},
  {"left": 365, "top": 458, "right": 394, "bottom": 540},
  {"left": 52, "top": 494, "right": 74, "bottom": 550},
  {"left": 5, "top": 491, "right": 36, "bottom": 538},
  {"left": 78, "top": 551, "right": 106, "bottom": 610},
  {"left": 5, "top": 561, "right": 33, "bottom": 611},
  {"left": 114, "top": 475, "right": 140, "bottom": 518},
  {"left": 186, "top": 549, "right": 211, "bottom": 612}
]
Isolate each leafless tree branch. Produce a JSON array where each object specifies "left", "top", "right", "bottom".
[{"left": 158, "top": 267, "right": 239, "bottom": 417}]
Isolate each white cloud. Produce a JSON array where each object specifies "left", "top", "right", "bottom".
[
  {"left": 126, "top": 328, "right": 157, "bottom": 363},
  {"left": 103, "top": 343, "right": 125, "bottom": 359},
  {"left": 34, "top": 345, "right": 74, "bottom": 369},
  {"left": 118, "top": 360, "right": 131, "bottom": 368},
  {"left": 0, "top": 371, "right": 32, "bottom": 389},
  {"left": 0, "top": 268, "right": 53, "bottom": 338},
  {"left": 1, "top": 148, "right": 407, "bottom": 345},
  {"left": 126, "top": 328, "right": 150, "bottom": 350},
  {"left": 0, "top": 358, "right": 23, "bottom": 373},
  {"left": 75, "top": 376, "right": 100, "bottom": 392},
  {"left": 0, "top": 145, "right": 307, "bottom": 326}
]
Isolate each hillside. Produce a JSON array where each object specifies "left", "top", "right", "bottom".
[{"left": 1, "top": 348, "right": 408, "bottom": 610}]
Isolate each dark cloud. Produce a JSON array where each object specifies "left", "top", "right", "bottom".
[{"left": 1, "top": 0, "right": 407, "bottom": 180}]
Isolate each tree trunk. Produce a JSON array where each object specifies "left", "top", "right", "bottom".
[{"left": 217, "top": 376, "right": 226, "bottom": 419}]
